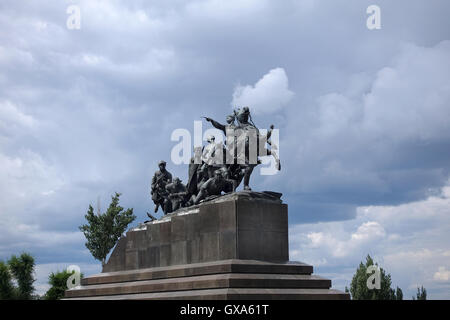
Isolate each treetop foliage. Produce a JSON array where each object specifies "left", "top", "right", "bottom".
[
  {"left": 349, "top": 254, "right": 403, "bottom": 300},
  {"left": 0, "top": 252, "right": 36, "bottom": 300},
  {"left": 79, "top": 192, "right": 136, "bottom": 266}
]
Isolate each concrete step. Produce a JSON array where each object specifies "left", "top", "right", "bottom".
[
  {"left": 66, "top": 288, "right": 349, "bottom": 300},
  {"left": 66, "top": 273, "right": 331, "bottom": 298},
  {"left": 81, "top": 259, "right": 313, "bottom": 286}
]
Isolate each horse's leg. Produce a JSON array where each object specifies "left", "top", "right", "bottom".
[
  {"left": 266, "top": 148, "right": 281, "bottom": 171},
  {"left": 243, "top": 165, "right": 255, "bottom": 190}
]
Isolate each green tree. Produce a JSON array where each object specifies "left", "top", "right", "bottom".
[
  {"left": 0, "top": 261, "right": 15, "bottom": 299},
  {"left": 0, "top": 253, "right": 36, "bottom": 300},
  {"left": 7, "top": 253, "right": 35, "bottom": 300},
  {"left": 43, "top": 269, "right": 83, "bottom": 300},
  {"left": 349, "top": 254, "right": 403, "bottom": 300},
  {"left": 413, "top": 286, "right": 427, "bottom": 300},
  {"left": 79, "top": 192, "right": 136, "bottom": 266},
  {"left": 395, "top": 286, "right": 403, "bottom": 300}
]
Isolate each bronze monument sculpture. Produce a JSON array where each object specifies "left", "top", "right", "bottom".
[{"left": 150, "top": 106, "right": 281, "bottom": 215}]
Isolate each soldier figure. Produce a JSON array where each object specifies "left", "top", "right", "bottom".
[
  {"left": 150, "top": 160, "right": 172, "bottom": 214},
  {"left": 235, "top": 107, "right": 258, "bottom": 190},
  {"left": 193, "top": 168, "right": 236, "bottom": 205},
  {"left": 165, "top": 177, "right": 187, "bottom": 212},
  {"left": 186, "top": 146, "right": 202, "bottom": 196},
  {"left": 201, "top": 135, "right": 223, "bottom": 179}
]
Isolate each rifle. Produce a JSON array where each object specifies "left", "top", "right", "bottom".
[
  {"left": 168, "top": 191, "right": 188, "bottom": 200},
  {"left": 146, "top": 212, "right": 157, "bottom": 221},
  {"left": 153, "top": 173, "right": 167, "bottom": 189},
  {"left": 151, "top": 174, "right": 170, "bottom": 199}
]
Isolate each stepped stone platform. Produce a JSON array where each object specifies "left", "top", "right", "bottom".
[
  {"left": 65, "top": 191, "right": 349, "bottom": 300},
  {"left": 65, "top": 259, "right": 347, "bottom": 299}
]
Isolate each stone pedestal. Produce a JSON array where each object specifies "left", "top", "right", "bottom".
[
  {"left": 104, "top": 191, "right": 288, "bottom": 272},
  {"left": 65, "top": 192, "right": 349, "bottom": 300}
]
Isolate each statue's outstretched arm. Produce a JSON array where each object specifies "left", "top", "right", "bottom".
[{"left": 205, "top": 117, "right": 226, "bottom": 133}]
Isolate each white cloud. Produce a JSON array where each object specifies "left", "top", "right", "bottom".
[
  {"left": 361, "top": 41, "right": 450, "bottom": 141},
  {"left": 434, "top": 266, "right": 450, "bottom": 282},
  {"left": 231, "top": 68, "right": 294, "bottom": 114},
  {"left": 186, "top": 0, "right": 268, "bottom": 21},
  {"left": 0, "top": 46, "right": 34, "bottom": 67},
  {"left": 289, "top": 181, "right": 450, "bottom": 299},
  {"left": 0, "top": 100, "right": 35, "bottom": 130},
  {"left": 0, "top": 151, "right": 65, "bottom": 215},
  {"left": 351, "top": 221, "right": 385, "bottom": 241},
  {"left": 301, "top": 221, "right": 385, "bottom": 258}
]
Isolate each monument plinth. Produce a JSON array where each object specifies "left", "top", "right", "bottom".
[
  {"left": 104, "top": 191, "right": 288, "bottom": 272},
  {"left": 65, "top": 193, "right": 349, "bottom": 300}
]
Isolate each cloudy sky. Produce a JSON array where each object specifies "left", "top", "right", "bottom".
[{"left": 0, "top": 0, "right": 449, "bottom": 298}]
